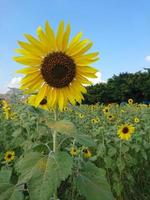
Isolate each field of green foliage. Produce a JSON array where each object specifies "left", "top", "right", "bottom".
[{"left": 0, "top": 100, "right": 150, "bottom": 200}]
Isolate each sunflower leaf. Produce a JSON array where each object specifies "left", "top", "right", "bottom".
[
  {"left": 47, "top": 120, "right": 77, "bottom": 135},
  {"left": 0, "top": 183, "right": 24, "bottom": 200},
  {"left": 28, "top": 151, "right": 73, "bottom": 200},
  {"left": 76, "top": 161, "right": 114, "bottom": 200}
]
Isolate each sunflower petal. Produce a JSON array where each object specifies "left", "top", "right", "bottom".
[
  {"left": 45, "top": 21, "right": 56, "bottom": 49},
  {"left": 56, "top": 21, "right": 64, "bottom": 50},
  {"left": 62, "top": 23, "right": 71, "bottom": 51},
  {"left": 35, "top": 84, "right": 48, "bottom": 106}
]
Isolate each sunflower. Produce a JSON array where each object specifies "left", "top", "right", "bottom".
[
  {"left": 14, "top": 21, "right": 99, "bottom": 111},
  {"left": 134, "top": 117, "right": 140, "bottom": 123},
  {"left": 107, "top": 114, "right": 114, "bottom": 121},
  {"left": 27, "top": 95, "right": 49, "bottom": 110},
  {"left": 91, "top": 117, "right": 100, "bottom": 124},
  {"left": 2, "top": 100, "right": 11, "bottom": 119},
  {"left": 4, "top": 151, "right": 15, "bottom": 162},
  {"left": 83, "top": 148, "right": 92, "bottom": 158},
  {"left": 78, "top": 113, "right": 84, "bottom": 119},
  {"left": 70, "top": 147, "right": 77, "bottom": 156},
  {"left": 91, "top": 118, "right": 97, "bottom": 124},
  {"left": 117, "top": 124, "right": 135, "bottom": 140},
  {"left": 103, "top": 107, "right": 109, "bottom": 114},
  {"left": 128, "top": 99, "right": 134, "bottom": 105},
  {"left": 63, "top": 107, "right": 69, "bottom": 112}
]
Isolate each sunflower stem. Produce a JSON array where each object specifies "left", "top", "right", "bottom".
[{"left": 53, "top": 107, "right": 58, "bottom": 200}]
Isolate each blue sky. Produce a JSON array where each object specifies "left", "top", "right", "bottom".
[{"left": 0, "top": 0, "right": 150, "bottom": 92}]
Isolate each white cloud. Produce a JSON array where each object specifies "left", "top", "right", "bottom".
[
  {"left": 88, "top": 72, "right": 106, "bottom": 85},
  {"left": 145, "top": 55, "right": 150, "bottom": 62},
  {"left": 8, "top": 77, "right": 22, "bottom": 88},
  {"left": 0, "top": 77, "right": 22, "bottom": 94}
]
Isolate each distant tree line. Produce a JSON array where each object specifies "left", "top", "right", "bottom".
[{"left": 83, "top": 68, "right": 150, "bottom": 104}]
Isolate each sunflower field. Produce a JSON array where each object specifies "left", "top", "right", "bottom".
[
  {"left": 0, "top": 21, "right": 150, "bottom": 200},
  {"left": 0, "top": 99, "right": 150, "bottom": 200}
]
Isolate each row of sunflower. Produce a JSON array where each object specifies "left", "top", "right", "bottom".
[{"left": 0, "top": 97, "right": 149, "bottom": 200}]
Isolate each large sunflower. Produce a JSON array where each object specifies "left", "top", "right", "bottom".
[
  {"left": 14, "top": 21, "right": 99, "bottom": 110},
  {"left": 117, "top": 124, "right": 135, "bottom": 140}
]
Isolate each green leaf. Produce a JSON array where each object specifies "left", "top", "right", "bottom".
[
  {"left": 17, "top": 151, "right": 73, "bottom": 200},
  {"left": 16, "top": 151, "right": 44, "bottom": 183},
  {"left": 0, "top": 168, "right": 23, "bottom": 200},
  {"left": 76, "top": 161, "right": 114, "bottom": 200},
  {"left": 75, "top": 134, "right": 95, "bottom": 147},
  {"left": 12, "top": 127, "right": 23, "bottom": 138},
  {"left": 0, "top": 168, "right": 12, "bottom": 183},
  {"left": 28, "top": 151, "right": 73, "bottom": 200},
  {"left": 47, "top": 120, "right": 77, "bottom": 135},
  {"left": 0, "top": 183, "right": 23, "bottom": 200}
]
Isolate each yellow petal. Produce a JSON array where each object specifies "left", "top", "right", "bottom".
[
  {"left": 78, "top": 71, "right": 97, "bottom": 78},
  {"left": 74, "top": 52, "right": 99, "bottom": 59},
  {"left": 68, "top": 32, "right": 83, "bottom": 50},
  {"left": 21, "top": 71, "right": 41, "bottom": 84},
  {"left": 56, "top": 21, "right": 64, "bottom": 50},
  {"left": 21, "top": 78, "right": 43, "bottom": 92},
  {"left": 76, "top": 74, "right": 92, "bottom": 85},
  {"left": 24, "top": 34, "right": 43, "bottom": 50},
  {"left": 75, "top": 57, "right": 99, "bottom": 66},
  {"left": 62, "top": 23, "right": 71, "bottom": 51},
  {"left": 17, "top": 41, "right": 42, "bottom": 57},
  {"left": 45, "top": 21, "right": 56, "bottom": 50},
  {"left": 77, "top": 66, "right": 98, "bottom": 74},
  {"left": 58, "top": 89, "right": 66, "bottom": 111},
  {"left": 35, "top": 84, "right": 48, "bottom": 106},
  {"left": 17, "top": 67, "right": 40, "bottom": 74},
  {"left": 50, "top": 88, "right": 58, "bottom": 107},
  {"left": 65, "top": 87, "right": 76, "bottom": 105},
  {"left": 70, "top": 81, "right": 84, "bottom": 103},
  {"left": 71, "top": 42, "right": 93, "bottom": 57},
  {"left": 67, "top": 39, "right": 89, "bottom": 55},
  {"left": 14, "top": 56, "right": 42, "bottom": 66}
]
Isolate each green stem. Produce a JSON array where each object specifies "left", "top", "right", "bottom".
[
  {"left": 53, "top": 108, "right": 58, "bottom": 200},
  {"left": 53, "top": 108, "right": 58, "bottom": 153},
  {"left": 119, "top": 140, "right": 122, "bottom": 199}
]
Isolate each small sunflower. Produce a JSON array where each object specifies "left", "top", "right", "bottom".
[
  {"left": 27, "top": 95, "right": 49, "bottom": 110},
  {"left": 91, "top": 117, "right": 100, "bottom": 124},
  {"left": 117, "top": 124, "right": 135, "bottom": 140},
  {"left": 78, "top": 113, "right": 84, "bottom": 119},
  {"left": 107, "top": 114, "right": 114, "bottom": 121},
  {"left": 63, "top": 107, "right": 69, "bottom": 112},
  {"left": 91, "top": 118, "right": 97, "bottom": 124},
  {"left": 4, "top": 151, "right": 15, "bottom": 162},
  {"left": 70, "top": 147, "right": 77, "bottom": 156},
  {"left": 128, "top": 99, "right": 134, "bottom": 105},
  {"left": 134, "top": 117, "right": 140, "bottom": 123},
  {"left": 14, "top": 21, "right": 99, "bottom": 111},
  {"left": 103, "top": 107, "right": 109, "bottom": 114},
  {"left": 2, "top": 100, "right": 11, "bottom": 119},
  {"left": 83, "top": 148, "right": 92, "bottom": 158}
]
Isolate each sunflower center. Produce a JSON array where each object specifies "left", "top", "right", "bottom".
[
  {"left": 41, "top": 52, "right": 76, "bottom": 88},
  {"left": 40, "top": 98, "right": 47, "bottom": 105},
  {"left": 122, "top": 127, "right": 129, "bottom": 134},
  {"left": 7, "top": 154, "right": 12, "bottom": 158},
  {"left": 83, "top": 149, "right": 88, "bottom": 153}
]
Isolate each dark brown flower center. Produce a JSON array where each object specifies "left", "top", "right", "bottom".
[
  {"left": 83, "top": 149, "right": 88, "bottom": 153},
  {"left": 41, "top": 52, "right": 76, "bottom": 88},
  {"left": 122, "top": 127, "right": 129, "bottom": 134},
  {"left": 7, "top": 154, "right": 12, "bottom": 158},
  {"left": 40, "top": 98, "right": 47, "bottom": 105}
]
